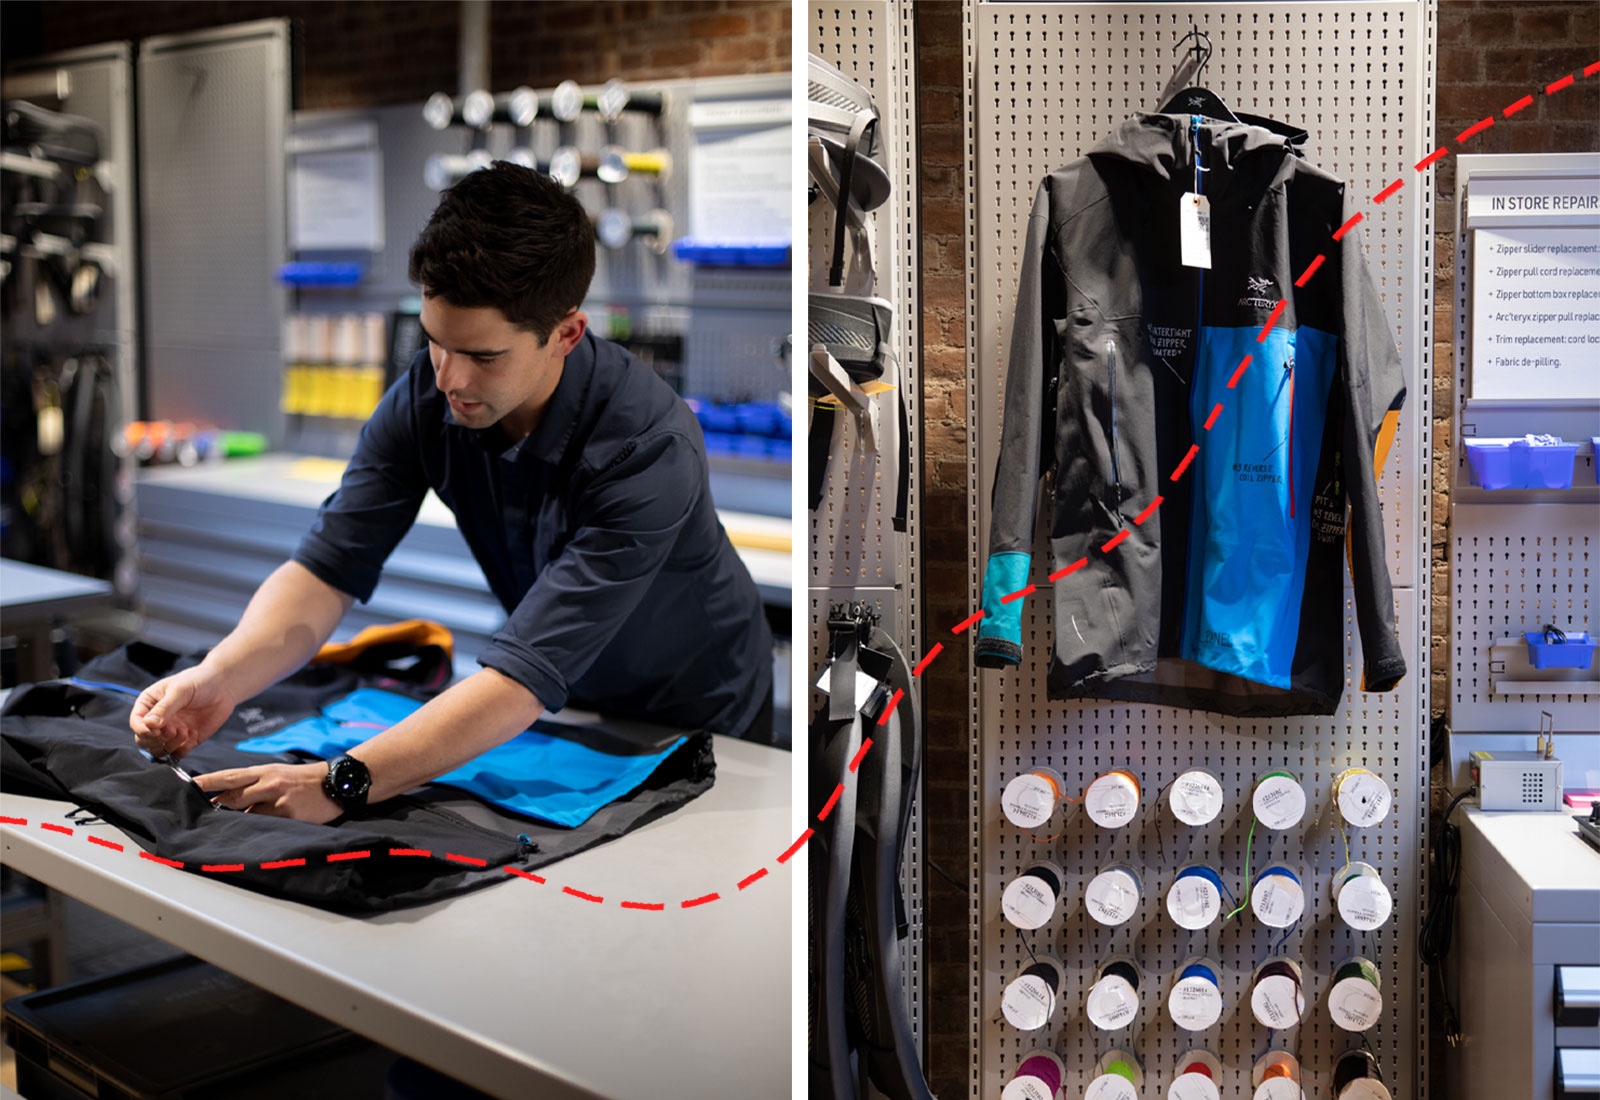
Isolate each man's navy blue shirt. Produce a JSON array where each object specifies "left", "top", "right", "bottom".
[{"left": 293, "top": 331, "right": 773, "bottom": 735}]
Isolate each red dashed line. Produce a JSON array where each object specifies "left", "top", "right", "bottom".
[
  {"left": 563, "top": 886, "right": 603, "bottom": 904},
  {"left": 1374, "top": 179, "right": 1404, "bottom": 204},
  {"left": 389, "top": 848, "right": 431, "bottom": 858},
  {"left": 818, "top": 784, "right": 845, "bottom": 821},
  {"left": 1134, "top": 496, "right": 1165, "bottom": 525},
  {"left": 446, "top": 853, "right": 488, "bottom": 868},
  {"left": 1294, "top": 256, "right": 1326, "bottom": 287},
  {"left": 1227, "top": 355, "right": 1253, "bottom": 389},
  {"left": 140, "top": 853, "right": 182, "bottom": 868},
  {"left": 202, "top": 863, "right": 244, "bottom": 873},
  {"left": 88, "top": 836, "right": 123, "bottom": 852},
  {"left": 1102, "top": 529, "right": 1131, "bottom": 553},
  {"left": 621, "top": 900, "right": 665, "bottom": 911},
  {"left": 504, "top": 867, "right": 546, "bottom": 883},
  {"left": 849, "top": 738, "right": 873, "bottom": 773},
  {"left": 1204, "top": 402, "right": 1225, "bottom": 431},
  {"left": 1001, "top": 584, "right": 1035, "bottom": 604},
  {"left": 0, "top": 817, "right": 25, "bottom": 826},
  {"left": 1170, "top": 444, "right": 1199, "bottom": 481},
  {"left": 1586, "top": 60, "right": 1600, "bottom": 77},
  {"left": 1415, "top": 147, "right": 1448, "bottom": 171},
  {"left": 1258, "top": 300, "right": 1287, "bottom": 340},
  {"left": 778, "top": 829, "right": 813, "bottom": 863},
  {"left": 1457, "top": 116, "right": 1494, "bottom": 143},
  {"left": 681, "top": 892, "right": 720, "bottom": 909},
  {"left": 877, "top": 689, "right": 904, "bottom": 726},
  {"left": 1049, "top": 556, "right": 1088, "bottom": 582},
  {"left": 952, "top": 609, "right": 986, "bottom": 634},
  {"left": 1547, "top": 73, "right": 1575, "bottom": 95},
  {"left": 40, "top": 822, "right": 72, "bottom": 836},
  {"left": 737, "top": 868, "right": 769, "bottom": 890},
  {"left": 327, "top": 850, "right": 370, "bottom": 862},
  {"left": 262, "top": 858, "right": 306, "bottom": 870},
  {"left": 1504, "top": 94, "right": 1534, "bottom": 118},
  {"left": 1332, "top": 213, "right": 1364, "bottom": 241},
  {"left": 912, "top": 644, "right": 944, "bottom": 676}
]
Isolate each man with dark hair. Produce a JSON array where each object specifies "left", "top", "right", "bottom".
[{"left": 129, "top": 163, "right": 774, "bottom": 823}]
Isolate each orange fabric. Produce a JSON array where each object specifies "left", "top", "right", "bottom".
[{"left": 314, "top": 620, "right": 455, "bottom": 664}]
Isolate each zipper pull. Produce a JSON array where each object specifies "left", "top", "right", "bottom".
[{"left": 517, "top": 832, "right": 539, "bottom": 855}]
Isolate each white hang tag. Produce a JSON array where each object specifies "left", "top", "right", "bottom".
[
  {"left": 1180, "top": 192, "right": 1212, "bottom": 269},
  {"left": 814, "top": 662, "right": 878, "bottom": 709}
]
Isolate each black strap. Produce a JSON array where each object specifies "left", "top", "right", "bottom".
[
  {"left": 809, "top": 401, "right": 836, "bottom": 511},
  {"left": 829, "top": 111, "right": 874, "bottom": 288},
  {"left": 892, "top": 390, "right": 909, "bottom": 533}
]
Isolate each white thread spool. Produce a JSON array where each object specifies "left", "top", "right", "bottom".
[
  {"left": 1002, "top": 767, "right": 1067, "bottom": 830},
  {"left": 1169, "top": 768, "right": 1224, "bottom": 826},
  {"left": 1002, "top": 954, "right": 1066, "bottom": 1032},
  {"left": 1250, "top": 866, "right": 1306, "bottom": 928},
  {"left": 1335, "top": 767, "right": 1392, "bottom": 828},
  {"left": 1002, "top": 860, "right": 1065, "bottom": 931},
  {"left": 1331, "top": 862, "right": 1393, "bottom": 931},
  {"left": 1084, "top": 864, "right": 1142, "bottom": 927},
  {"left": 1252, "top": 770, "right": 1307, "bottom": 831},
  {"left": 1328, "top": 957, "right": 1384, "bottom": 1032},
  {"left": 1083, "top": 767, "right": 1142, "bottom": 829}
]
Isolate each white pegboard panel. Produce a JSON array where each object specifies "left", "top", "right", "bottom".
[
  {"left": 965, "top": 4, "right": 1434, "bottom": 1098},
  {"left": 1449, "top": 504, "right": 1598, "bottom": 733},
  {"left": 810, "top": 0, "right": 926, "bottom": 1066}
]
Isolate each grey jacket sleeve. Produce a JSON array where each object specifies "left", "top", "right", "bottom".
[
  {"left": 1337, "top": 190, "right": 1408, "bottom": 693},
  {"left": 975, "top": 181, "right": 1058, "bottom": 668}
]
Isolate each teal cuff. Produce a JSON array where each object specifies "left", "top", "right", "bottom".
[{"left": 975, "top": 551, "right": 1030, "bottom": 667}]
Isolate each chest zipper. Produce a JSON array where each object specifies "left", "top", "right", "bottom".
[
  {"left": 1106, "top": 337, "right": 1123, "bottom": 517},
  {"left": 393, "top": 793, "right": 540, "bottom": 855},
  {"left": 1192, "top": 114, "right": 1206, "bottom": 388}
]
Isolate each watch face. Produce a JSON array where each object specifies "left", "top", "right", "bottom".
[{"left": 326, "top": 756, "right": 371, "bottom": 806}]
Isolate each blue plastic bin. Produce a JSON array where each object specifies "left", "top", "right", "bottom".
[
  {"left": 1523, "top": 630, "right": 1596, "bottom": 670},
  {"left": 1464, "top": 437, "right": 1578, "bottom": 489}
]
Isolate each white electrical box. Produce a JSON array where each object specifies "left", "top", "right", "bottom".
[{"left": 1470, "top": 750, "right": 1564, "bottom": 811}]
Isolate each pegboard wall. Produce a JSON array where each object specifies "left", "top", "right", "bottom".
[
  {"left": 964, "top": 3, "right": 1435, "bottom": 1098},
  {"left": 809, "top": 0, "right": 927, "bottom": 1062}
]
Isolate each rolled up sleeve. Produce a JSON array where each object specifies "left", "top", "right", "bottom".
[
  {"left": 291, "top": 379, "right": 428, "bottom": 603},
  {"left": 478, "top": 430, "right": 701, "bottom": 711}
]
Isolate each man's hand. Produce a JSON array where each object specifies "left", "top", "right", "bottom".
[
  {"left": 130, "top": 666, "right": 236, "bottom": 759},
  {"left": 193, "top": 763, "right": 342, "bottom": 824}
]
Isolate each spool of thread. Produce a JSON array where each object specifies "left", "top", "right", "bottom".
[
  {"left": 1252, "top": 1053, "right": 1305, "bottom": 1100},
  {"left": 1250, "top": 959, "right": 1306, "bottom": 1028},
  {"left": 1167, "top": 960, "right": 1224, "bottom": 1031},
  {"left": 1332, "top": 862, "right": 1393, "bottom": 931},
  {"left": 1253, "top": 769, "right": 1307, "bottom": 830},
  {"left": 1085, "top": 864, "right": 1143, "bottom": 926},
  {"left": 1167, "top": 864, "right": 1226, "bottom": 930},
  {"left": 1003, "top": 767, "right": 1067, "bottom": 829},
  {"left": 1332, "top": 1050, "right": 1393, "bottom": 1100},
  {"left": 1250, "top": 866, "right": 1306, "bottom": 928},
  {"left": 1085, "top": 1050, "right": 1143, "bottom": 1100},
  {"left": 1334, "top": 767, "right": 1393, "bottom": 827},
  {"left": 1086, "top": 958, "right": 1141, "bottom": 1031},
  {"left": 1168, "top": 1049, "right": 1223, "bottom": 1100},
  {"left": 1328, "top": 957, "right": 1384, "bottom": 1031},
  {"left": 1003, "top": 861, "right": 1065, "bottom": 930},
  {"left": 1003, "top": 1050, "right": 1066, "bottom": 1100},
  {"left": 1002, "top": 955, "right": 1065, "bottom": 1032},
  {"left": 1169, "top": 768, "right": 1225, "bottom": 826},
  {"left": 1084, "top": 767, "right": 1142, "bottom": 828}
]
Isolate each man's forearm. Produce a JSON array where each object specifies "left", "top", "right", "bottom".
[
  {"left": 201, "top": 560, "right": 354, "bottom": 706},
  {"left": 348, "top": 667, "right": 545, "bottom": 803}
]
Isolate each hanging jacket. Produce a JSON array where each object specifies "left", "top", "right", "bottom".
[
  {"left": 974, "top": 112, "right": 1407, "bottom": 717},
  {"left": 1, "top": 638, "right": 715, "bottom": 913}
]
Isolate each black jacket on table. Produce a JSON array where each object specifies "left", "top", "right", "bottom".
[{"left": 974, "top": 112, "right": 1407, "bottom": 717}]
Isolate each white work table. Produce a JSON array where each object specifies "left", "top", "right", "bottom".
[{"left": 0, "top": 735, "right": 793, "bottom": 1099}]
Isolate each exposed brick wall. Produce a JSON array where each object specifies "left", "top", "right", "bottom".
[
  {"left": 913, "top": 4, "right": 970, "bottom": 1097},
  {"left": 1431, "top": 1, "right": 1599, "bottom": 722},
  {"left": 22, "top": 0, "right": 788, "bottom": 109},
  {"left": 912, "top": 1, "right": 1599, "bottom": 1088}
]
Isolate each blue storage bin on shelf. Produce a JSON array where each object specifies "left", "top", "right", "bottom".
[
  {"left": 1523, "top": 630, "right": 1596, "bottom": 670},
  {"left": 1464, "top": 436, "right": 1578, "bottom": 489},
  {"left": 1593, "top": 436, "right": 1600, "bottom": 485}
]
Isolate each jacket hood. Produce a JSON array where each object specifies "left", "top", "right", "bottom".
[{"left": 1086, "top": 112, "right": 1303, "bottom": 199}]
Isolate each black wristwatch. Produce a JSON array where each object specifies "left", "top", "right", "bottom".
[{"left": 322, "top": 754, "right": 372, "bottom": 813}]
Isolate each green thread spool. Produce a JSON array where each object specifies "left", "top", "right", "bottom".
[
  {"left": 1253, "top": 769, "right": 1307, "bottom": 830},
  {"left": 1328, "top": 956, "right": 1384, "bottom": 1032}
]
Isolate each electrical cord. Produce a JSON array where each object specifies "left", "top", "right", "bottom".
[{"left": 1420, "top": 785, "right": 1474, "bottom": 1046}]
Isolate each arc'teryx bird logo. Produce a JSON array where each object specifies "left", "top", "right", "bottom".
[{"left": 1239, "top": 275, "right": 1278, "bottom": 308}]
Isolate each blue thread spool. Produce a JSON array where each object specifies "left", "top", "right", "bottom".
[
  {"left": 1167, "top": 959, "right": 1224, "bottom": 1031},
  {"left": 1250, "top": 865, "right": 1305, "bottom": 928},
  {"left": 1167, "top": 864, "right": 1226, "bottom": 930}
]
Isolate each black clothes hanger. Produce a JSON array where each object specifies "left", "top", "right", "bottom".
[{"left": 1158, "top": 26, "right": 1242, "bottom": 123}]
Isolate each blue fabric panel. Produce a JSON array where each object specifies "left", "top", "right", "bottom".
[
  {"left": 238, "top": 689, "right": 686, "bottom": 828},
  {"left": 1182, "top": 324, "right": 1338, "bottom": 687},
  {"left": 976, "top": 551, "right": 1033, "bottom": 659}
]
